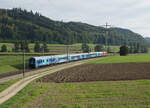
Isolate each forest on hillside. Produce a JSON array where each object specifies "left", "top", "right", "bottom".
[{"left": 0, "top": 8, "right": 146, "bottom": 46}]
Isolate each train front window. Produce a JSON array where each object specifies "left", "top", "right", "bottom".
[{"left": 30, "top": 58, "right": 35, "bottom": 65}]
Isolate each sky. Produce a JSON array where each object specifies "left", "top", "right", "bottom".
[{"left": 1, "top": 0, "right": 150, "bottom": 37}]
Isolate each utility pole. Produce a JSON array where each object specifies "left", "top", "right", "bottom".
[
  {"left": 102, "top": 22, "right": 112, "bottom": 52},
  {"left": 66, "top": 36, "right": 70, "bottom": 62},
  {"left": 43, "top": 46, "right": 44, "bottom": 56},
  {"left": 23, "top": 48, "right": 25, "bottom": 77},
  {"left": 67, "top": 45, "right": 69, "bottom": 61}
]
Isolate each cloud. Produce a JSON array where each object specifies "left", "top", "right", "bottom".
[{"left": 1, "top": 0, "right": 150, "bottom": 37}]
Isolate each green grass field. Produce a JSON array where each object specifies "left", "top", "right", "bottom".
[
  {"left": 0, "top": 56, "right": 32, "bottom": 75},
  {"left": 88, "top": 54, "right": 150, "bottom": 64},
  {"left": 1, "top": 80, "right": 150, "bottom": 108},
  {"left": 1, "top": 54, "right": 150, "bottom": 107},
  {"left": 0, "top": 43, "right": 120, "bottom": 53}
]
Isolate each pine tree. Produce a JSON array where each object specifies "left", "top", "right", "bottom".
[
  {"left": 24, "top": 41, "right": 30, "bottom": 52},
  {"left": 42, "top": 43, "right": 49, "bottom": 52},
  {"left": 14, "top": 41, "right": 20, "bottom": 52},
  {"left": 34, "top": 42, "right": 40, "bottom": 52},
  {"left": 1, "top": 44, "right": 7, "bottom": 52}
]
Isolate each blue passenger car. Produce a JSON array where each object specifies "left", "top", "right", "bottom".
[
  {"left": 29, "top": 52, "right": 107, "bottom": 68},
  {"left": 69, "top": 54, "right": 82, "bottom": 61},
  {"left": 56, "top": 55, "right": 68, "bottom": 63},
  {"left": 29, "top": 56, "right": 55, "bottom": 68}
]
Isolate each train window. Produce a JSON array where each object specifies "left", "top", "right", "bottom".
[
  {"left": 30, "top": 59, "right": 35, "bottom": 64},
  {"left": 47, "top": 59, "right": 49, "bottom": 62},
  {"left": 52, "top": 58, "right": 55, "bottom": 62},
  {"left": 58, "top": 57, "right": 67, "bottom": 61},
  {"left": 72, "top": 56, "right": 80, "bottom": 59}
]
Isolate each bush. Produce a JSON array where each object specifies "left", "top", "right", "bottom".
[
  {"left": 119, "top": 46, "right": 128, "bottom": 56},
  {"left": 82, "top": 43, "right": 90, "bottom": 53},
  {"left": 94, "top": 44, "right": 104, "bottom": 52},
  {"left": 1, "top": 44, "right": 7, "bottom": 52}
]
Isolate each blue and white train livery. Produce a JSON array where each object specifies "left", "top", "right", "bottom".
[{"left": 29, "top": 52, "right": 107, "bottom": 68}]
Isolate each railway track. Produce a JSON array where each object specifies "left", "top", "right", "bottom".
[{"left": 0, "top": 57, "right": 106, "bottom": 105}]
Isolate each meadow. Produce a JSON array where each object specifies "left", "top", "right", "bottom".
[
  {"left": 1, "top": 80, "right": 150, "bottom": 108},
  {"left": 0, "top": 42, "right": 119, "bottom": 76},
  {"left": 0, "top": 43, "right": 120, "bottom": 53},
  {"left": 1, "top": 54, "right": 150, "bottom": 108},
  {"left": 0, "top": 56, "right": 32, "bottom": 75},
  {"left": 87, "top": 54, "right": 150, "bottom": 64}
]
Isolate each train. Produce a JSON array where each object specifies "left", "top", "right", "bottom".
[{"left": 29, "top": 52, "right": 107, "bottom": 68}]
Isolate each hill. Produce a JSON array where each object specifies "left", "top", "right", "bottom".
[{"left": 0, "top": 8, "right": 146, "bottom": 45}]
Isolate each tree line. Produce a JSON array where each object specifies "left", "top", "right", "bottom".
[
  {"left": 81, "top": 43, "right": 149, "bottom": 54},
  {"left": 0, "top": 42, "right": 148, "bottom": 55},
  {"left": 0, "top": 42, "right": 49, "bottom": 53}
]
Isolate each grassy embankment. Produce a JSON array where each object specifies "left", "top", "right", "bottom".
[
  {"left": 0, "top": 56, "right": 32, "bottom": 75},
  {"left": 1, "top": 54, "right": 150, "bottom": 108}
]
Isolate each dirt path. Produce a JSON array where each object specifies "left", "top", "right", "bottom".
[{"left": 0, "top": 57, "right": 106, "bottom": 104}]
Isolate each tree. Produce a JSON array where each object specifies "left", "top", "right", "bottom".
[
  {"left": 129, "top": 46, "right": 134, "bottom": 54},
  {"left": 14, "top": 41, "right": 20, "bottom": 52},
  {"left": 41, "top": 43, "right": 49, "bottom": 53},
  {"left": 1, "top": 44, "right": 7, "bottom": 52},
  {"left": 20, "top": 41, "right": 30, "bottom": 52},
  {"left": 141, "top": 44, "right": 148, "bottom": 53},
  {"left": 34, "top": 42, "right": 40, "bottom": 52},
  {"left": 136, "top": 43, "right": 141, "bottom": 53},
  {"left": 24, "top": 41, "right": 30, "bottom": 52},
  {"left": 94, "top": 44, "right": 104, "bottom": 52},
  {"left": 107, "top": 46, "right": 111, "bottom": 53},
  {"left": 119, "top": 45, "right": 128, "bottom": 56},
  {"left": 82, "top": 43, "right": 90, "bottom": 53}
]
